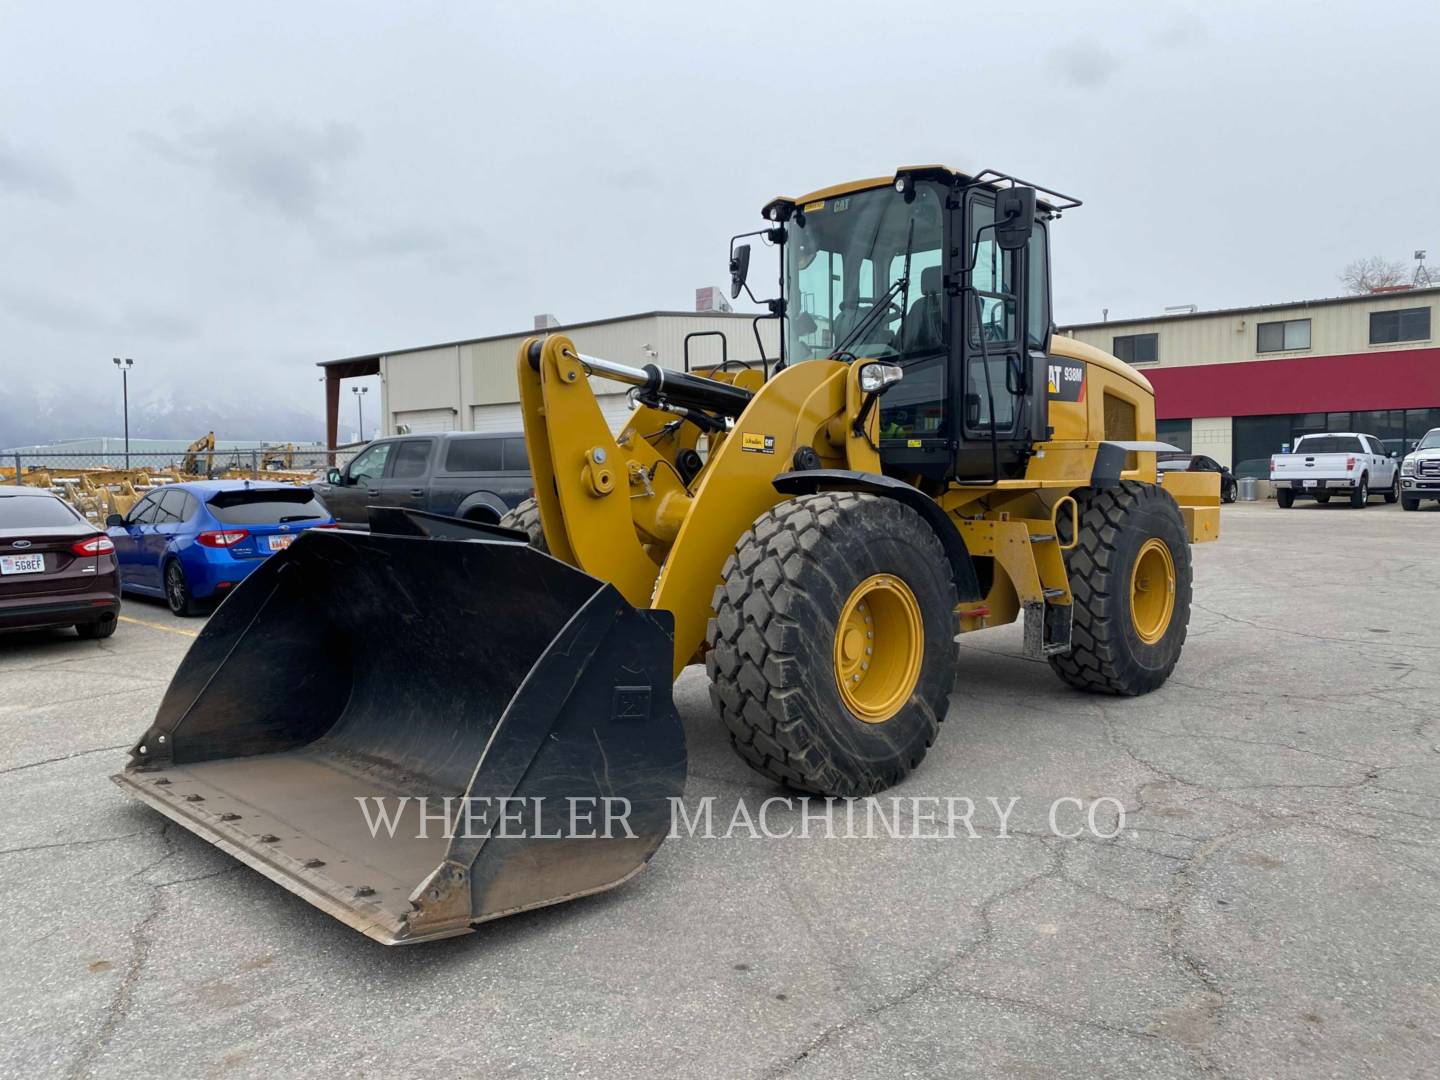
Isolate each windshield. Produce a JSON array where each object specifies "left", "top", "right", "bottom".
[
  {"left": 786, "top": 182, "right": 946, "bottom": 363},
  {"left": 1419, "top": 430, "right": 1440, "bottom": 451}
]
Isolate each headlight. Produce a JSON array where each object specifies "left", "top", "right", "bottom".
[
  {"left": 858, "top": 363, "right": 904, "bottom": 393},
  {"left": 1401, "top": 457, "right": 1416, "bottom": 475}
]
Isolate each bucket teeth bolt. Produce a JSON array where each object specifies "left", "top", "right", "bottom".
[
  {"left": 259, "top": 834, "right": 280, "bottom": 843},
  {"left": 355, "top": 885, "right": 375, "bottom": 897},
  {"left": 184, "top": 794, "right": 205, "bottom": 802},
  {"left": 303, "top": 858, "right": 326, "bottom": 869},
  {"left": 220, "top": 813, "right": 241, "bottom": 821},
  {"left": 153, "top": 778, "right": 171, "bottom": 786}
]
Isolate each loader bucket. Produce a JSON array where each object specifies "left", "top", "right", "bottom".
[{"left": 113, "top": 509, "right": 685, "bottom": 944}]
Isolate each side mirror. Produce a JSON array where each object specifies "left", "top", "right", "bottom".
[
  {"left": 105, "top": 513, "right": 124, "bottom": 528},
  {"left": 729, "top": 243, "right": 751, "bottom": 300},
  {"left": 995, "top": 187, "right": 1037, "bottom": 251},
  {"left": 326, "top": 467, "right": 344, "bottom": 485}
]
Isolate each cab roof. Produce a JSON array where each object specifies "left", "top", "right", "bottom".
[{"left": 766, "top": 165, "right": 1079, "bottom": 218}]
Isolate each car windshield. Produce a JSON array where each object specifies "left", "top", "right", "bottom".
[
  {"left": 1156, "top": 458, "right": 1191, "bottom": 470},
  {"left": 208, "top": 489, "right": 327, "bottom": 525},
  {"left": 1293, "top": 435, "right": 1364, "bottom": 454},
  {"left": 784, "top": 182, "right": 946, "bottom": 364},
  {"left": 1418, "top": 430, "right": 1440, "bottom": 451},
  {"left": 0, "top": 494, "right": 82, "bottom": 528}
]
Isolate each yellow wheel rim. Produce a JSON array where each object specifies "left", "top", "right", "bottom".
[
  {"left": 1130, "top": 538, "right": 1176, "bottom": 645},
  {"left": 833, "top": 574, "right": 924, "bottom": 723}
]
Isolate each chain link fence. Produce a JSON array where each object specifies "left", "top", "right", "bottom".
[{"left": 1, "top": 448, "right": 355, "bottom": 526}]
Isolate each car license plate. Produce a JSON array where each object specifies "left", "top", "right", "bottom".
[
  {"left": 1303, "top": 480, "right": 1318, "bottom": 488},
  {"left": 0, "top": 553, "right": 45, "bottom": 575},
  {"left": 265, "top": 534, "right": 295, "bottom": 553}
]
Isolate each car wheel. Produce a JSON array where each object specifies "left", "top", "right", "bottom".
[
  {"left": 1349, "top": 475, "right": 1369, "bottom": 508},
  {"left": 1223, "top": 479, "right": 1237, "bottom": 504},
  {"left": 1315, "top": 493, "right": 1330, "bottom": 504},
  {"left": 164, "top": 560, "right": 202, "bottom": 617},
  {"left": 76, "top": 616, "right": 117, "bottom": 640},
  {"left": 1402, "top": 496, "right": 1420, "bottom": 511},
  {"left": 1384, "top": 473, "right": 1399, "bottom": 504},
  {"left": 1277, "top": 489, "right": 1295, "bottom": 509}
]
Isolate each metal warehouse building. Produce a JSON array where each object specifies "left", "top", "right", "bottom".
[
  {"left": 1060, "top": 286, "right": 1440, "bottom": 478},
  {"left": 319, "top": 309, "right": 779, "bottom": 448}
]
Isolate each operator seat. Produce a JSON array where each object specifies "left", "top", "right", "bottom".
[{"left": 903, "top": 265, "right": 945, "bottom": 354}]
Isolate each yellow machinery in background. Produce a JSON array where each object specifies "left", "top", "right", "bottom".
[{"left": 115, "top": 166, "right": 1219, "bottom": 944}]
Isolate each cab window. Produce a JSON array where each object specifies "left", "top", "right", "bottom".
[
  {"left": 348, "top": 442, "right": 392, "bottom": 483},
  {"left": 391, "top": 440, "right": 433, "bottom": 479}
]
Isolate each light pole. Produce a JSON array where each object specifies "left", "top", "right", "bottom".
[
  {"left": 352, "top": 385, "right": 369, "bottom": 442},
  {"left": 112, "top": 358, "right": 134, "bottom": 469}
]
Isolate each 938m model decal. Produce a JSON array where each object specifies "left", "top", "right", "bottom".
[{"left": 1046, "top": 360, "right": 1086, "bottom": 403}]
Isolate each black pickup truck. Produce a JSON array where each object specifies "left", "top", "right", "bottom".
[{"left": 314, "top": 432, "right": 533, "bottom": 528}]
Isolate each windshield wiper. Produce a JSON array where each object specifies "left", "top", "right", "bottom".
[{"left": 279, "top": 514, "right": 321, "bottom": 523}]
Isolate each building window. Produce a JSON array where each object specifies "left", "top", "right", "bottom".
[
  {"left": 1369, "top": 307, "right": 1431, "bottom": 344},
  {"left": 1157, "top": 418, "right": 1192, "bottom": 453},
  {"left": 1256, "top": 318, "right": 1311, "bottom": 353},
  {"left": 1113, "top": 333, "right": 1158, "bottom": 364}
]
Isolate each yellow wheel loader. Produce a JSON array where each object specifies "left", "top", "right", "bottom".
[{"left": 115, "top": 166, "right": 1220, "bottom": 944}]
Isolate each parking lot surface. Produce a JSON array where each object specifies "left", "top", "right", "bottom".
[{"left": 2, "top": 501, "right": 1437, "bottom": 1079}]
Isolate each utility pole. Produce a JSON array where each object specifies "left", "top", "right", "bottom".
[
  {"left": 112, "top": 357, "right": 134, "bottom": 469},
  {"left": 352, "top": 385, "right": 369, "bottom": 442}
]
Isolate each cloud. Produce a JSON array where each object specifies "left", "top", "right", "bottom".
[
  {"left": 1151, "top": 10, "right": 1210, "bottom": 50},
  {"left": 1047, "top": 41, "right": 1121, "bottom": 90},
  {"left": 0, "top": 286, "right": 197, "bottom": 342},
  {"left": 137, "top": 115, "right": 361, "bottom": 221},
  {"left": 0, "top": 139, "right": 74, "bottom": 202}
]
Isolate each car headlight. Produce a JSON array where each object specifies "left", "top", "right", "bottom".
[
  {"left": 1401, "top": 457, "right": 1416, "bottom": 475},
  {"left": 858, "top": 363, "right": 904, "bottom": 393}
]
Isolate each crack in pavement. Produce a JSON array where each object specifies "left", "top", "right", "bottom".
[
  {"left": 65, "top": 825, "right": 177, "bottom": 1080},
  {"left": 0, "top": 744, "right": 130, "bottom": 777},
  {"left": 761, "top": 839, "right": 1064, "bottom": 1078}
]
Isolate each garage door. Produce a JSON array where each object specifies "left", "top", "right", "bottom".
[
  {"left": 470, "top": 403, "right": 523, "bottom": 433},
  {"left": 393, "top": 408, "right": 456, "bottom": 434},
  {"left": 470, "top": 395, "right": 635, "bottom": 435}
]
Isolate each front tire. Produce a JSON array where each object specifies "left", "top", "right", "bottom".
[
  {"left": 706, "top": 492, "right": 958, "bottom": 797},
  {"left": 1402, "top": 495, "right": 1420, "bottom": 511},
  {"left": 1350, "top": 474, "right": 1369, "bottom": 508},
  {"left": 498, "top": 497, "right": 548, "bottom": 553},
  {"left": 1315, "top": 493, "right": 1331, "bottom": 505},
  {"left": 1048, "top": 482, "right": 1192, "bottom": 696},
  {"left": 1222, "top": 478, "right": 1237, "bottom": 504}
]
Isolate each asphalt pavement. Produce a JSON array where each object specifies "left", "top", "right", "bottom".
[{"left": 1, "top": 500, "right": 1437, "bottom": 1079}]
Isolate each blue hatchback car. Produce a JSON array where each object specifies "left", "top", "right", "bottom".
[{"left": 106, "top": 480, "right": 336, "bottom": 616}]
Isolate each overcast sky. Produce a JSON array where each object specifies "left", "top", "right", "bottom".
[{"left": 2, "top": 0, "right": 1437, "bottom": 439}]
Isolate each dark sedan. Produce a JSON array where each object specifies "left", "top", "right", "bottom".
[
  {"left": 0, "top": 486, "right": 120, "bottom": 639},
  {"left": 1158, "top": 453, "right": 1238, "bottom": 504}
]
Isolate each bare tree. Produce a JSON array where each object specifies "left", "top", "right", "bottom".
[{"left": 1340, "top": 256, "right": 1408, "bottom": 294}]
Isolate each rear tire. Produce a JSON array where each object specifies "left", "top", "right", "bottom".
[
  {"left": 76, "top": 616, "right": 117, "bottom": 640},
  {"left": 1350, "top": 475, "right": 1369, "bottom": 508},
  {"left": 164, "top": 560, "right": 203, "bottom": 617},
  {"left": 1277, "top": 489, "right": 1295, "bottom": 508},
  {"left": 1048, "top": 482, "right": 1192, "bottom": 696},
  {"left": 1384, "top": 474, "right": 1399, "bottom": 504},
  {"left": 706, "top": 492, "right": 957, "bottom": 797},
  {"left": 498, "top": 497, "right": 548, "bottom": 553},
  {"left": 1222, "top": 479, "right": 1237, "bottom": 504}
]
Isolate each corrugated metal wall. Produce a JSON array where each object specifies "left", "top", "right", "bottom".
[{"left": 378, "top": 313, "right": 781, "bottom": 435}]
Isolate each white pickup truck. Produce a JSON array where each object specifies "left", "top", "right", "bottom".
[
  {"left": 1400, "top": 427, "right": 1440, "bottom": 511},
  {"left": 1269, "top": 432, "right": 1400, "bottom": 509}
]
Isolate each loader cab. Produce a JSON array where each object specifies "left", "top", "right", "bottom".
[{"left": 774, "top": 169, "right": 1068, "bottom": 483}]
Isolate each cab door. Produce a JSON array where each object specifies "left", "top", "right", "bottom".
[
  {"left": 115, "top": 491, "right": 163, "bottom": 590},
  {"left": 953, "top": 191, "right": 1033, "bottom": 481},
  {"left": 373, "top": 439, "right": 434, "bottom": 513}
]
